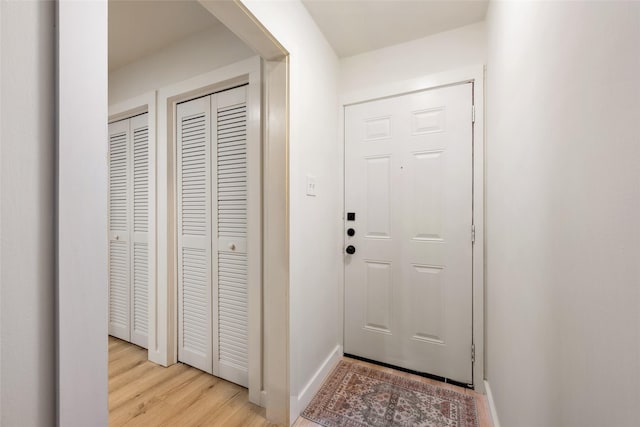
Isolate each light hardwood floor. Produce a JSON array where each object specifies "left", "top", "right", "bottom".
[
  {"left": 110, "top": 337, "right": 492, "bottom": 427},
  {"left": 109, "top": 336, "right": 276, "bottom": 426}
]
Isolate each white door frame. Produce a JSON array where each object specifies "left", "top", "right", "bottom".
[
  {"left": 154, "top": 56, "right": 262, "bottom": 402},
  {"left": 339, "top": 65, "right": 486, "bottom": 392},
  {"left": 196, "top": 2, "right": 291, "bottom": 423},
  {"left": 58, "top": 1, "right": 291, "bottom": 425}
]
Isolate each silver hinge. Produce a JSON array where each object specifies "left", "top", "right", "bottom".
[
  {"left": 472, "top": 105, "right": 476, "bottom": 123},
  {"left": 471, "top": 344, "right": 475, "bottom": 364},
  {"left": 471, "top": 224, "right": 476, "bottom": 244}
]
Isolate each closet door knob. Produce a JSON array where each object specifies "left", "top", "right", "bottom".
[
  {"left": 345, "top": 245, "right": 356, "bottom": 255},
  {"left": 115, "top": 235, "right": 119, "bottom": 240},
  {"left": 229, "top": 243, "right": 236, "bottom": 251}
]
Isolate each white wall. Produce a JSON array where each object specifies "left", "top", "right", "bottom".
[
  {"left": 485, "top": 2, "right": 640, "bottom": 426},
  {"left": 0, "top": 1, "right": 56, "bottom": 425},
  {"left": 109, "top": 25, "right": 255, "bottom": 105},
  {"left": 238, "top": 1, "right": 342, "bottom": 422},
  {"left": 58, "top": 1, "right": 109, "bottom": 425},
  {"left": 340, "top": 21, "right": 486, "bottom": 95}
]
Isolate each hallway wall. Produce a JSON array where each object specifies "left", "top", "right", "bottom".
[
  {"left": 238, "top": 1, "right": 342, "bottom": 423},
  {"left": 109, "top": 25, "right": 254, "bottom": 105},
  {"left": 340, "top": 21, "right": 486, "bottom": 95},
  {"left": 58, "top": 1, "right": 109, "bottom": 425},
  {"left": 485, "top": 2, "right": 640, "bottom": 425}
]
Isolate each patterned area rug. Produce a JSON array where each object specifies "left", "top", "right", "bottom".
[{"left": 302, "top": 360, "right": 479, "bottom": 427}]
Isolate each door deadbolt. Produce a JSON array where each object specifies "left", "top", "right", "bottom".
[{"left": 347, "top": 228, "right": 355, "bottom": 237}]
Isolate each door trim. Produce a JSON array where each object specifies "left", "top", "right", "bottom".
[
  {"left": 195, "top": 2, "right": 292, "bottom": 422},
  {"left": 57, "top": 2, "right": 290, "bottom": 424},
  {"left": 339, "top": 65, "right": 486, "bottom": 392}
]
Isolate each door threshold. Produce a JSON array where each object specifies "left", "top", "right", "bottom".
[{"left": 343, "top": 353, "right": 473, "bottom": 390}]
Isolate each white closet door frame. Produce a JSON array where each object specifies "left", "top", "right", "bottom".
[
  {"left": 108, "top": 91, "right": 157, "bottom": 358},
  {"left": 156, "top": 56, "right": 262, "bottom": 404}
]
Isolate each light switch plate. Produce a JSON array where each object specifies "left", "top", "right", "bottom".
[{"left": 306, "top": 175, "right": 317, "bottom": 196}]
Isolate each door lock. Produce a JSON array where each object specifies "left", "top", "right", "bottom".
[
  {"left": 345, "top": 245, "right": 356, "bottom": 255},
  {"left": 347, "top": 228, "right": 355, "bottom": 237}
]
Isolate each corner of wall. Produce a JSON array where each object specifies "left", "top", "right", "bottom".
[
  {"left": 484, "top": 380, "right": 501, "bottom": 427},
  {"left": 289, "top": 344, "right": 342, "bottom": 424}
]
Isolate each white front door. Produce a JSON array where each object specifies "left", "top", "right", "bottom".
[{"left": 344, "top": 83, "right": 474, "bottom": 384}]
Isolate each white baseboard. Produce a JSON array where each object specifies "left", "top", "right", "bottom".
[
  {"left": 147, "top": 349, "right": 167, "bottom": 367},
  {"left": 484, "top": 380, "right": 501, "bottom": 427},
  {"left": 260, "top": 390, "right": 267, "bottom": 408},
  {"left": 290, "top": 345, "right": 342, "bottom": 424}
]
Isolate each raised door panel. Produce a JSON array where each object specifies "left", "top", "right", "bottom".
[
  {"left": 364, "top": 261, "right": 393, "bottom": 334},
  {"left": 364, "top": 156, "right": 391, "bottom": 239}
]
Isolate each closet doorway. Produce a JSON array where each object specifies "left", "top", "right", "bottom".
[
  {"left": 176, "top": 85, "right": 254, "bottom": 387},
  {"left": 108, "top": 112, "right": 150, "bottom": 349},
  {"left": 59, "top": 0, "right": 290, "bottom": 423}
]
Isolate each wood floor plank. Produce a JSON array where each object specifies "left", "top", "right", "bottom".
[
  {"left": 109, "top": 360, "right": 164, "bottom": 395},
  {"left": 109, "top": 337, "right": 272, "bottom": 427},
  {"left": 109, "top": 350, "right": 149, "bottom": 378},
  {"left": 110, "top": 366, "right": 200, "bottom": 425},
  {"left": 159, "top": 379, "right": 243, "bottom": 426},
  {"left": 172, "top": 394, "right": 242, "bottom": 426}
]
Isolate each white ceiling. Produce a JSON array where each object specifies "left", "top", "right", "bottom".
[
  {"left": 302, "top": 0, "right": 489, "bottom": 58},
  {"left": 109, "top": 0, "right": 488, "bottom": 70},
  {"left": 109, "top": 0, "right": 222, "bottom": 71}
]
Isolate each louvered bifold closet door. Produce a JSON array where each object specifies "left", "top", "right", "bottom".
[
  {"left": 108, "top": 119, "right": 131, "bottom": 341},
  {"left": 177, "top": 97, "right": 214, "bottom": 373},
  {"left": 130, "top": 113, "right": 149, "bottom": 348},
  {"left": 213, "top": 86, "right": 249, "bottom": 387}
]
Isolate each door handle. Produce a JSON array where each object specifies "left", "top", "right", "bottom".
[{"left": 345, "top": 245, "right": 356, "bottom": 255}]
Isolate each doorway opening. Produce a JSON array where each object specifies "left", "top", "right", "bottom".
[{"left": 105, "top": 1, "right": 289, "bottom": 424}]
